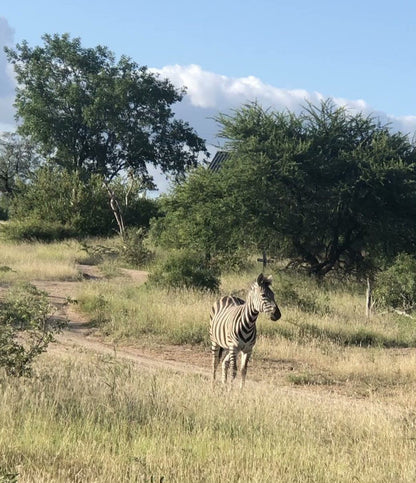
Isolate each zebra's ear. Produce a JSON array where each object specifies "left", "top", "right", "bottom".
[{"left": 257, "top": 274, "right": 273, "bottom": 286}]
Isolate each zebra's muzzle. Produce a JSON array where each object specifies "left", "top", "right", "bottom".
[{"left": 270, "top": 306, "right": 281, "bottom": 321}]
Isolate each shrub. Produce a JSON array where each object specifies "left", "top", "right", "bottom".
[
  {"left": 9, "top": 167, "right": 116, "bottom": 237},
  {"left": 149, "top": 251, "right": 220, "bottom": 292},
  {"left": 1, "top": 219, "right": 76, "bottom": 242},
  {"left": 0, "top": 196, "right": 9, "bottom": 220},
  {"left": 0, "top": 283, "right": 65, "bottom": 376},
  {"left": 120, "top": 228, "right": 154, "bottom": 268},
  {"left": 374, "top": 253, "right": 416, "bottom": 312}
]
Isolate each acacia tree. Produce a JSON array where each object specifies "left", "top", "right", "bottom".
[
  {"left": 5, "top": 33, "right": 207, "bottom": 236},
  {"left": 158, "top": 101, "right": 416, "bottom": 277},
  {"left": 217, "top": 101, "right": 416, "bottom": 276}
]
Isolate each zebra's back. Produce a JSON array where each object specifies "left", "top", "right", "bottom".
[
  {"left": 210, "top": 295, "right": 244, "bottom": 319},
  {"left": 210, "top": 296, "right": 246, "bottom": 349}
]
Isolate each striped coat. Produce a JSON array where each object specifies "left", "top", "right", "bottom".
[{"left": 210, "top": 273, "right": 281, "bottom": 388}]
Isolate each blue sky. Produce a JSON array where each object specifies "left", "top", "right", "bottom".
[{"left": 1, "top": 0, "right": 416, "bottom": 188}]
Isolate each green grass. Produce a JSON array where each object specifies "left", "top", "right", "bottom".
[{"left": 1, "top": 353, "right": 416, "bottom": 482}]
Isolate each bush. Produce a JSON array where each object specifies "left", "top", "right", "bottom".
[
  {"left": 0, "top": 283, "right": 65, "bottom": 376},
  {"left": 149, "top": 251, "right": 220, "bottom": 292},
  {"left": 374, "top": 253, "right": 416, "bottom": 312},
  {"left": 120, "top": 228, "right": 154, "bottom": 268},
  {"left": 274, "top": 271, "right": 331, "bottom": 315},
  {"left": 9, "top": 167, "right": 116, "bottom": 237},
  {"left": 0, "top": 196, "right": 9, "bottom": 220},
  {"left": 1, "top": 219, "right": 76, "bottom": 242}
]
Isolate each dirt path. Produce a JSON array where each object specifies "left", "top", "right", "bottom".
[
  {"left": 36, "top": 266, "right": 304, "bottom": 389},
  {"left": 37, "top": 265, "right": 211, "bottom": 378}
]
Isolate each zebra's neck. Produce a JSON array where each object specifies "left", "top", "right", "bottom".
[{"left": 241, "top": 293, "right": 259, "bottom": 326}]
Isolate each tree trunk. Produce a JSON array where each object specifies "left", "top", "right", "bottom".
[
  {"left": 365, "top": 276, "right": 373, "bottom": 320},
  {"left": 104, "top": 183, "right": 126, "bottom": 239}
]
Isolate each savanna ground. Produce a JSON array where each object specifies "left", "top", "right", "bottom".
[{"left": 2, "top": 239, "right": 416, "bottom": 482}]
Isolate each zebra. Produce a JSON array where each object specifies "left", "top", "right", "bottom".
[{"left": 210, "top": 273, "right": 281, "bottom": 388}]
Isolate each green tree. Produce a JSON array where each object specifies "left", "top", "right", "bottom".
[
  {"left": 9, "top": 166, "right": 115, "bottom": 237},
  {"left": 151, "top": 167, "right": 250, "bottom": 270},
  {"left": 6, "top": 166, "right": 159, "bottom": 240},
  {"left": 0, "top": 132, "right": 41, "bottom": 196},
  {"left": 217, "top": 101, "right": 416, "bottom": 276},
  {"left": 157, "top": 101, "right": 416, "bottom": 277},
  {"left": 5, "top": 33, "right": 207, "bottom": 235}
]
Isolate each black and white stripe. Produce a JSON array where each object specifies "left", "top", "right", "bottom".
[{"left": 210, "top": 273, "right": 281, "bottom": 388}]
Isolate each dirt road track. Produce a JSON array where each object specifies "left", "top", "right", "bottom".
[{"left": 36, "top": 265, "right": 211, "bottom": 379}]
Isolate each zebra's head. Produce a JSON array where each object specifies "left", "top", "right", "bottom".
[{"left": 251, "top": 273, "right": 281, "bottom": 321}]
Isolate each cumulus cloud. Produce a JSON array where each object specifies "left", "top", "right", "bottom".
[
  {"left": 0, "top": 17, "right": 16, "bottom": 131},
  {"left": 154, "top": 64, "right": 321, "bottom": 114},
  {"left": 153, "top": 64, "right": 416, "bottom": 149}
]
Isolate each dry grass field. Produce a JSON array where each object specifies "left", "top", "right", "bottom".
[{"left": 1, "top": 238, "right": 416, "bottom": 482}]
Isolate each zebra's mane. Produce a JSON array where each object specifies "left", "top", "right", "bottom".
[{"left": 253, "top": 274, "right": 272, "bottom": 288}]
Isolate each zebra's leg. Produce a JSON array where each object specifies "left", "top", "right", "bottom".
[
  {"left": 240, "top": 351, "right": 252, "bottom": 390},
  {"left": 229, "top": 348, "right": 239, "bottom": 384},
  {"left": 221, "top": 352, "right": 231, "bottom": 384},
  {"left": 211, "top": 343, "right": 223, "bottom": 385}
]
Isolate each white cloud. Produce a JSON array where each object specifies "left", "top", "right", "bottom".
[
  {"left": 0, "top": 17, "right": 16, "bottom": 132},
  {"left": 154, "top": 64, "right": 317, "bottom": 112},
  {"left": 153, "top": 64, "right": 416, "bottom": 148}
]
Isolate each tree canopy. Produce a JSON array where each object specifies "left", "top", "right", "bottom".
[
  {"left": 5, "top": 33, "right": 207, "bottom": 183},
  {"left": 155, "top": 101, "right": 416, "bottom": 276}
]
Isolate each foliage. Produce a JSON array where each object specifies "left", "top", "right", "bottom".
[
  {"left": 150, "top": 167, "right": 248, "bottom": 268},
  {"left": 219, "top": 101, "right": 416, "bottom": 276},
  {"left": 374, "top": 253, "right": 416, "bottom": 312},
  {"left": 0, "top": 199, "right": 8, "bottom": 221},
  {"left": 275, "top": 271, "right": 331, "bottom": 315},
  {"left": 148, "top": 250, "right": 220, "bottom": 292},
  {"left": 0, "top": 132, "right": 41, "bottom": 197},
  {"left": 8, "top": 164, "right": 160, "bottom": 240},
  {"left": 8, "top": 166, "right": 115, "bottom": 237},
  {"left": 0, "top": 283, "right": 64, "bottom": 376},
  {"left": 1, "top": 219, "right": 77, "bottom": 242},
  {"left": 110, "top": 178, "right": 160, "bottom": 229},
  {"left": 77, "top": 229, "right": 154, "bottom": 268},
  {"left": 119, "top": 227, "right": 154, "bottom": 268},
  {"left": 5, "top": 33, "right": 205, "bottom": 235},
  {"left": 0, "top": 132, "right": 42, "bottom": 220},
  {"left": 5, "top": 33, "right": 207, "bottom": 185},
  {"left": 157, "top": 100, "right": 416, "bottom": 277}
]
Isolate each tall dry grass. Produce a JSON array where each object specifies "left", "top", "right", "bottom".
[
  {"left": 78, "top": 279, "right": 215, "bottom": 346},
  {"left": 76, "top": 267, "right": 416, "bottom": 398},
  {"left": 0, "top": 240, "right": 84, "bottom": 282},
  {"left": 1, "top": 351, "right": 416, "bottom": 482},
  {"left": 3, "top": 239, "right": 416, "bottom": 481}
]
